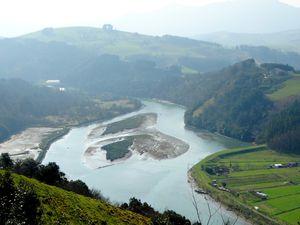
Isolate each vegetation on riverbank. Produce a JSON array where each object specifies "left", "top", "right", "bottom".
[{"left": 191, "top": 145, "right": 300, "bottom": 225}]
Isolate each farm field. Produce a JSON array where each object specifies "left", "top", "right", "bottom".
[{"left": 192, "top": 145, "right": 300, "bottom": 225}]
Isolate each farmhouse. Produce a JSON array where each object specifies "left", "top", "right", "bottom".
[
  {"left": 255, "top": 191, "right": 268, "bottom": 200},
  {"left": 270, "top": 163, "right": 283, "bottom": 168}
]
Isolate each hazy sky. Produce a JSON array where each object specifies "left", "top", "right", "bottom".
[{"left": 0, "top": 0, "right": 300, "bottom": 37}]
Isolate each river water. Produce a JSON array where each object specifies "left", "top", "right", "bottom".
[{"left": 43, "top": 99, "right": 248, "bottom": 224}]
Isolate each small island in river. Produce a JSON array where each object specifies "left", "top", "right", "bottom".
[{"left": 83, "top": 113, "right": 189, "bottom": 169}]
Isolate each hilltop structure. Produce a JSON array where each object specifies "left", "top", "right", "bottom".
[{"left": 102, "top": 24, "right": 113, "bottom": 31}]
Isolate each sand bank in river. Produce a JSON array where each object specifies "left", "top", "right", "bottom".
[
  {"left": 0, "top": 127, "right": 63, "bottom": 160},
  {"left": 83, "top": 113, "right": 189, "bottom": 169}
]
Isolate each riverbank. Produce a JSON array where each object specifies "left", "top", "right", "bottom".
[
  {"left": 0, "top": 98, "right": 142, "bottom": 162},
  {"left": 191, "top": 145, "right": 300, "bottom": 225},
  {"left": 0, "top": 127, "right": 65, "bottom": 161}
]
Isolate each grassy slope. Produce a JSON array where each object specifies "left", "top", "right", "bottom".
[
  {"left": 2, "top": 171, "right": 151, "bottom": 225},
  {"left": 268, "top": 74, "right": 300, "bottom": 101},
  {"left": 23, "top": 27, "right": 219, "bottom": 61},
  {"left": 191, "top": 145, "right": 300, "bottom": 225}
]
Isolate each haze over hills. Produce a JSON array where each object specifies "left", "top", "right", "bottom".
[
  {"left": 1, "top": 1, "right": 300, "bottom": 225},
  {"left": 19, "top": 26, "right": 300, "bottom": 74},
  {"left": 194, "top": 30, "right": 300, "bottom": 53},
  {"left": 113, "top": 0, "right": 300, "bottom": 37}
]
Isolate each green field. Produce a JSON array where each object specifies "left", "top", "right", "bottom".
[
  {"left": 268, "top": 76, "right": 300, "bottom": 100},
  {"left": 192, "top": 145, "right": 300, "bottom": 225},
  {"left": 0, "top": 171, "right": 150, "bottom": 225},
  {"left": 24, "top": 27, "right": 214, "bottom": 64}
]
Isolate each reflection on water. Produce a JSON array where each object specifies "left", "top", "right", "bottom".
[{"left": 43, "top": 100, "right": 248, "bottom": 224}]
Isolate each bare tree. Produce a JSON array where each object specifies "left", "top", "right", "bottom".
[
  {"left": 190, "top": 182, "right": 202, "bottom": 223},
  {"left": 220, "top": 212, "right": 239, "bottom": 225},
  {"left": 204, "top": 196, "right": 221, "bottom": 225},
  {"left": 189, "top": 174, "right": 239, "bottom": 225}
]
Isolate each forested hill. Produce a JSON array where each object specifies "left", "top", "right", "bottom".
[
  {"left": 185, "top": 59, "right": 300, "bottom": 154},
  {"left": 0, "top": 79, "right": 139, "bottom": 142}
]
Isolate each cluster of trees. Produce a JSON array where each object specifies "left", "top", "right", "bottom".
[
  {"left": 121, "top": 198, "right": 200, "bottom": 225},
  {"left": 260, "top": 101, "right": 300, "bottom": 154},
  {"left": 0, "top": 153, "right": 104, "bottom": 200},
  {"left": 0, "top": 171, "right": 40, "bottom": 225}
]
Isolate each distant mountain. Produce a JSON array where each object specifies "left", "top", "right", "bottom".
[
  {"left": 113, "top": 0, "right": 300, "bottom": 37},
  {"left": 194, "top": 30, "right": 300, "bottom": 53}
]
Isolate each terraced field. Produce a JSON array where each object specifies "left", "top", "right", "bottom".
[{"left": 192, "top": 145, "right": 300, "bottom": 225}]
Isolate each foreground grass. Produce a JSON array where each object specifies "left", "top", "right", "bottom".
[
  {"left": 0, "top": 171, "right": 151, "bottom": 225},
  {"left": 191, "top": 145, "right": 300, "bottom": 225}
]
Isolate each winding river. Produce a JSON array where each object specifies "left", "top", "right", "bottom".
[{"left": 43, "top": 100, "right": 248, "bottom": 224}]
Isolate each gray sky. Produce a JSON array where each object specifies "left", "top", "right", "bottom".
[{"left": 0, "top": 0, "right": 300, "bottom": 37}]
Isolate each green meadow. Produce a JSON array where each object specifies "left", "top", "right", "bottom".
[{"left": 268, "top": 75, "right": 300, "bottom": 100}]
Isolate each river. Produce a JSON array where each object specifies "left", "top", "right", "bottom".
[{"left": 43, "top": 99, "right": 248, "bottom": 224}]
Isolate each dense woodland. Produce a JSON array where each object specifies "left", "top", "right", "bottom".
[{"left": 260, "top": 101, "right": 300, "bottom": 154}]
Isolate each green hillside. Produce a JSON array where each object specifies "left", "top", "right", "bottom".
[
  {"left": 0, "top": 170, "right": 151, "bottom": 225},
  {"left": 268, "top": 74, "right": 300, "bottom": 100},
  {"left": 23, "top": 26, "right": 220, "bottom": 58},
  {"left": 23, "top": 26, "right": 228, "bottom": 72},
  {"left": 21, "top": 26, "right": 300, "bottom": 72}
]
